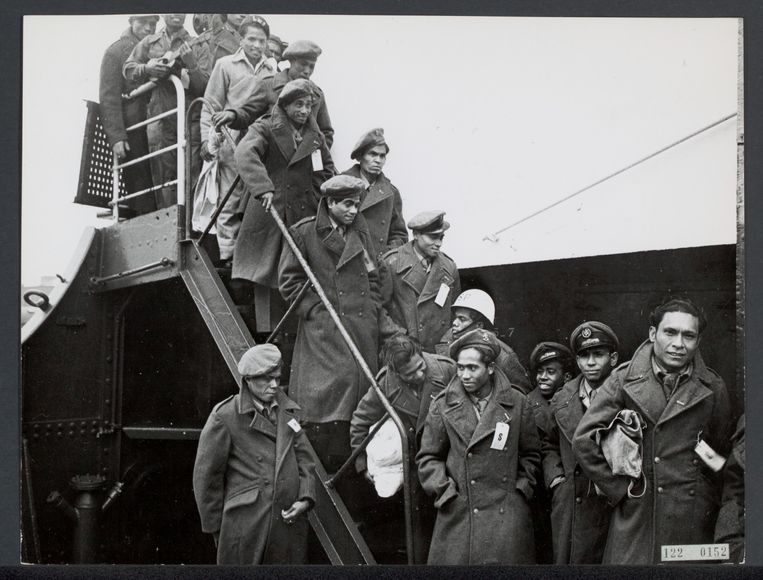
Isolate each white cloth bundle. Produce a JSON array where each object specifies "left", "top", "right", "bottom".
[{"left": 366, "top": 418, "right": 404, "bottom": 498}]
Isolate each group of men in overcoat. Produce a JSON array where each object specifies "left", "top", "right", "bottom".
[{"left": 106, "top": 14, "right": 742, "bottom": 568}]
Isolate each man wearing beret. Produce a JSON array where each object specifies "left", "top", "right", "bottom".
[
  {"left": 350, "top": 333, "right": 456, "bottom": 563},
  {"left": 233, "top": 78, "right": 335, "bottom": 331},
  {"left": 417, "top": 329, "right": 541, "bottom": 564},
  {"left": 278, "top": 174, "right": 383, "bottom": 479},
  {"left": 436, "top": 289, "right": 532, "bottom": 394},
  {"left": 541, "top": 321, "right": 618, "bottom": 564},
  {"left": 381, "top": 211, "right": 461, "bottom": 353},
  {"left": 341, "top": 128, "right": 408, "bottom": 258},
  {"left": 573, "top": 299, "right": 732, "bottom": 564},
  {"left": 192, "top": 344, "right": 316, "bottom": 564},
  {"left": 99, "top": 14, "right": 159, "bottom": 215},
  {"left": 213, "top": 39, "right": 334, "bottom": 148}
]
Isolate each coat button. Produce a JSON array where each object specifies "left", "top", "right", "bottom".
[
  {"left": 473, "top": 508, "right": 479, "bottom": 514},
  {"left": 574, "top": 468, "right": 580, "bottom": 476},
  {"left": 575, "top": 497, "right": 582, "bottom": 504},
  {"left": 359, "top": 312, "right": 363, "bottom": 317},
  {"left": 408, "top": 427, "right": 414, "bottom": 433},
  {"left": 361, "top": 291, "right": 365, "bottom": 296},
  {"left": 467, "top": 452, "right": 473, "bottom": 458},
  {"left": 470, "top": 479, "right": 476, "bottom": 485},
  {"left": 499, "top": 508, "right": 505, "bottom": 514},
  {"left": 657, "top": 486, "right": 664, "bottom": 494},
  {"left": 689, "top": 490, "right": 695, "bottom": 496},
  {"left": 692, "top": 459, "right": 699, "bottom": 465},
  {"left": 339, "top": 291, "right": 344, "bottom": 295},
  {"left": 257, "top": 456, "right": 263, "bottom": 462},
  {"left": 654, "top": 457, "right": 661, "bottom": 463},
  {"left": 381, "top": 219, "right": 386, "bottom": 224}
]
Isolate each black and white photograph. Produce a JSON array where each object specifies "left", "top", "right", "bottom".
[{"left": 19, "top": 10, "right": 744, "bottom": 567}]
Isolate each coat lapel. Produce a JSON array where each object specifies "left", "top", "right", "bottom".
[
  {"left": 468, "top": 382, "right": 514, "bottom": 450},
  {"left": 315, "top": 202, "right": 345, "bottom": 258},
  {"left": 360, "top": 174, "right": 393, "bottom": 211},
  {"left": 248, "top": 410, "right": 277, "bottom": 439},
  {"left": 274, "top": 391, "right": 301, "bottom": 477},
  {"left": 270, "top": 108, "right": 296, "bottom": 162},
  {"left": 397, "top": 244, "right": 427, "bottom": 295},
  {"left": 621, "top": 342, "right": 668, "bottom": 425},
  {"left": 657, "top": 353, "right": 715, "bottom": 426},
  {"left": 442, "top": 381, "right": 477, "bottom": 447},
  {"left": 336, "top": 228, "right": 365, "bottom": 270},
  {"left": 553, "top": 377, "right": 586, "bottom": 444},
  {"left": 289, "top": 118, "right": 322, "bottom": 167},
  {"left": 418, "top": 257, "right": 453, "bottom": 305}
]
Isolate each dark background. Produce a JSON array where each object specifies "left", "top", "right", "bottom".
[{"left": 3, "top": 0, "right": 761, "bottom": 574}]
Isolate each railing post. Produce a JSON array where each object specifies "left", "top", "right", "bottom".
[
  {"left": 112, "top": 152, "right": 120, "bottom": 223},
  {"left": 169, "top": 74, "right": 186, "bottom": 242}
]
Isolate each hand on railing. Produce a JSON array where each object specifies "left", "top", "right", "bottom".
[
  {"left": 113, "top": 141, "right": 130, "bottom": 160},
  {"left": 260, "top": 192, "right": 274, "bottom": 211},
  {"left": 145, "top": 57, "right": 171, "bottom": 78},
  {"left": 212, "top": 110, "right": 236, "bottom": 130}
]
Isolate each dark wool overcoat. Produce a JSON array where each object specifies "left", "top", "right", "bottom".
[
  {"left": 417, "top": 369, "right": 541, "bottom": 565},
  {"left": 350, "top": 352, "right": 456, "bottom": 563},
  {"left": 229, "top": 69, "right": 334, "bottom": 148},
  {"left": 381, "top": 242, "right": 460, "bottom": 353},
  {"left": 342, "top": 164, "right": 408, "bottom": 257},
  {"left": 572, "top": 341, "right": 732, "bottom": 565},
  {"left": 233, "top": 106, "right": 334, "bottom": 286},
  {"left": 278, "top": 200, "right": 381, "bottom": 424},
  {"left": 542, "top": 375, "right": 612, "bottom": 564},
  {"left": 99, "top": 27, "right": 154, "bottom": 210},
  {"left": 436, "top": 329, "right": 532, "bottom": 394},
  {"left": 192, "top": 387, "right": 316, "bottom": 565}
]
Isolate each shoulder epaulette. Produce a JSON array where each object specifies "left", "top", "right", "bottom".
[
  {"left": 375, "top": 366, "right": 388, "bottom": 382},
  {"left": 212, "top": 394, "right": 235, "bottom": 413},
  {"left": 381, "top": 246, "right": 400, "bottom": 261},
  {"left": 292, "top": 215, "right": 317, "bottom": 228}
]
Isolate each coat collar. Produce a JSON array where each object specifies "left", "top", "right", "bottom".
[
  {"left": 395, "top": 242, "right": 453, "bottom": 302},
  {"left": 441, "top": 368, "right": 516, "bottom": 449},
  {"left": 551, "top": 376, "right": 586, "bottom": 443},
  {"left": 268, "top": 105, "right": 322, "bottom": 165},
  {"left": 622, "top": 340, "right": 715, "bottom": 426},
  {"left": 314, "top": 200, "right": 372, "bottom": 269},
  {"left": 384, "top": 353, "right": 450, "bottom": 432},
  {"left": 120, "top": 27, "right": 141, "bottom": 44},
  {"left": 344, "top": 165, "right": 394, "bottom": 210}
]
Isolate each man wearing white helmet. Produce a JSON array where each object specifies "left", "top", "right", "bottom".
[{"left": 435, "top": 289, "right": 532, "bottom": 394}]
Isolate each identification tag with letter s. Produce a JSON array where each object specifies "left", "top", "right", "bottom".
[
  {"left": 311, "top": 149, "right": 324, "bottom": 171},
  {"left": 490, "top": 422, "right": 509, "bottom": 450},
  {"left": 287, "top": 418, "right": 302, "bottom": 433}
]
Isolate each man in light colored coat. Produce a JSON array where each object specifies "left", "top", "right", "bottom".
[
  {"left": 199, "top": 17, "right": 275, "bottom": 262},
  {"left": 573, "top": 298, "right": 732, "bottom": 564},
  {"left": 417, "top": 329, "right": 541, "bottom": 564},
  {"left": 192, "top": 344, "right": 315, "bottom": 565}
]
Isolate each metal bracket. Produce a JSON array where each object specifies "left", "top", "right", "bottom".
[{"left": 90, "top": 258, "right": 174, "bottom": 286}]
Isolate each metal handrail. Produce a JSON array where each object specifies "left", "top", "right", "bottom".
[
  {"left": 111, "top": 74, "right": 186, "bottom": 229},
  {"left": 267, "top": 206, "right": 416, "bottom": 564}
]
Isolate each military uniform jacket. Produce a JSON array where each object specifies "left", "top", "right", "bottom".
[
  {"left": 436, "top": 328, "right": 532, "bottom": 393},
  {"left": 232, "top": 105, "right": 335, "bottom": 286},
  {"left": 99, "top": 27, "right": 150, "bottom": 147},
  {"left": 278, "top": 200, "right": 382, "bottom": 423},
  {"left": 572, "top": 341, "right": 732, "bottom": 564},
  {"left": 417, "top": 369, "right": 541, "bottom": 564},
  {"left": 228, "top": 69, "right": 334, "bottom": 148},
  {"left": 541, "top": 375, "right": 611, "bottom": 564},
  {"left": 342, "top": 164, "right": 408, "bottom": 257},
  {"left": 381, "top": 242, "right": 461, "bottom": 353},
  {"left": 123, "top": 27, "right": 211, "bottom": 120},
  {"left": 192, "top": 387, "right": 316, "bottom": 565},
  {"left": 350, "top": 352, "right": 456, "bottom": 473}
]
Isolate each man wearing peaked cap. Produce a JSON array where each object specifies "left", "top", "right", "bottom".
[
  {"left": 213, "top": 38, "right": 334, "bottom": 148},
  {"left": 193, "top": 344, "right": 316, "bottom": 564},
  {"left": 525, "top": 340, "right": 575, "bottom": 564},
  {"left": 573, "top": 298, "right": 731, "bottom": 564},
  {"left": 435, "top": 289, "right": 532, "bottom": 394},
  {"left": 278, "top": 162, "right": 383, "bottom": 491},
  {"left": 417, "top": 326, "right": 541, "bottom": 564},
  {"left": 268, "top": 34, "right": 286, "bottom": 63},
  {"left": 540, "top": 321, "right": 620, "bottom": 564},
  {"left": 342, "top": 128, "right": 408, "bottom": 257},
  {"left": 380, "top": 211, "right": 460, "bottom": 353},
  {"left": 232, "top": 76, "right": 334, "bottom": 332}
]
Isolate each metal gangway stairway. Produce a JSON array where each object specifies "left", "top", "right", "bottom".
[{"left": 62, "top": 75, "right": 418, "bottom": 564}]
